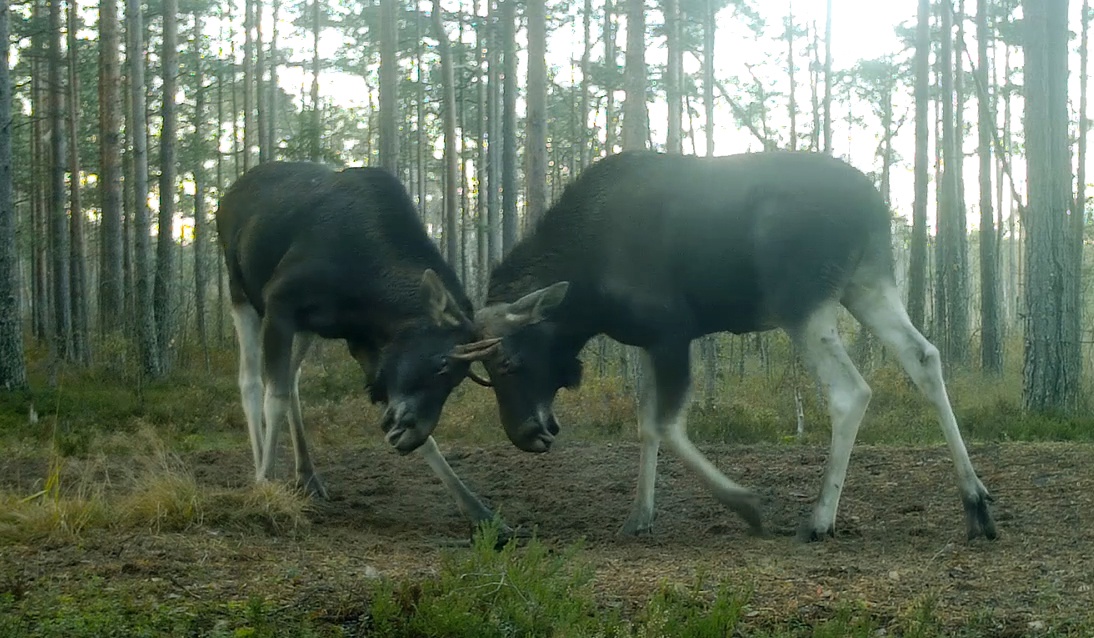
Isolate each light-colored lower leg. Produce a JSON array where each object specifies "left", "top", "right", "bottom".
[
  {"left": 660, "top": 409, "right": 763, "bottom": 532},
  {"left": 285, "top": 332, "right": 326, "bottom": 498},
  {"left": 794, "top": 302, "right": 873, "bottom": 540},
  {"left": 418, "top": 436, "right": 496, "bottom": 525},
  {"left": 620, "top": 352, "right": 662, "bottom": 536},
  {"left": 257, "top": 389, "right": 290, "bottom": 483},
  {"left": 231, "top": 303, "right": 265, "bottom": 476},
  {"left": 845, "top": 282, "right": 996, "bottom": 539}
]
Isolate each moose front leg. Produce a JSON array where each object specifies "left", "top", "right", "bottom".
[{"left": 417, "top": 436, "right": 501, "bottom": 527}]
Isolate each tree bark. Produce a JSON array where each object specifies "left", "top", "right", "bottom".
[
  {"left": 526, "top": 0, "right": 548, "bottom": 225},
  {"left": 255, "top": 0, "right": 267, "bottom": 163},
  {"left": 786, "top": 4, "right": 797, "bottom": 151},
  {"left": 1075, "top": 0, "right": 1089, "bottom": 306},
  {"left": 433, "top": 0, "right": 460, "bottom": 272},
  {"left": 622, "top": 0, "right": 648, "bottom": 150},
  {"left": 268, "top": 0, "right": 280, "bottom": 158},
  {"left": 604, "top": 0, "right": 616, "bottom": 154},
  {"left": 1022, "top": 0, "right": 1079, "bottom": 413},
  {"left": 67, "top": 0, "right": 88, "bottom": 365},
  {"left": 127, "top": 0, "right": 162, "bottom": 377},
  {"left": 98, "top": 0, "right": 124, "bottom": 334},
  {"left": 501, "top": 0, "right": 518, "bottom": 252},
  {"left": 48, "top": 0, "right": 73, "bottom": 363},
  {"left": 907, "top": 0, "right": 930, "bottom": 331},
  {"left": 0, "top": 0, "right": 27, "bottom": 390},
  {"left": 154, "top": 0, "right": 179, "bottom": 374},
  {"left": 486, "top": 0, "right": 501, "bottom": 264},
  {"left": 937, "top": 0, "right": 969, "bottom": 364},
  {"left": 476, "top": 0, "right": 489, "bottom": 297},
  {"left": 309, "top": 0, "right": 322, "bottom": 161},
  {"left": 664, "top": 0, "right": 681, "bottom": 153},
  {"left": 978, "top": 0, "right": 1001, "bottom": 373},
  {"left": 822, "top": 0, "right": 832, "bottom": 154},
  {"left": 379, "top": 0, "right": 398, "bottom": 172},
  {"left": 193, "top": 12, "right": 211, "bottom": 372},
  {"left": 579, "top": 0, "right": 593, "bottom": 166},
  {"left": 703, "top": 0, "right": 714, "bottom": 156},
  {"left": 243, "top": 0, "right": 255, "bottom": 170}
]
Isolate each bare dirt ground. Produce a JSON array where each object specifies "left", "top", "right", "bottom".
[{"left": 3, "top": 439, "right": 1093, "bottom": 632}]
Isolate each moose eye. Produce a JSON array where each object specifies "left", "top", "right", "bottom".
[{"left": 495, "top": 357, "right": 519, "bottom": 375}]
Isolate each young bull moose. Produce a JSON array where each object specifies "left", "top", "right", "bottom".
[
  {"left": 215, "top": 161, "right": 501, "bottom": 529},
  {"left": 472, "top": 150, "right": 997, "bottom": 542}
]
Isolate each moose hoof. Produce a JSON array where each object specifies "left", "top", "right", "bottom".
[
  {"left": 297, "top": 473, "right": 330, "bottom": 500},
  {"left": 797, "top": 519, "right": 836, "bottom": 543},
  {"left": 618, "top": 512, "right": 655, "bottom": 537},
  {"left": 963, "top": 490, "right": 998, "bottom": 541}
]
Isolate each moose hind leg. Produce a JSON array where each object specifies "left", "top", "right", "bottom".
[
  {"left": 650, "top": 344, "right": 764, "bottom": 535},
  {"left": 792, "top": 301, "right": 873, "bottom": 541},
  {"left": 620, "top": 350, "right": 663, "bottom": 536},
  {"left": 844, "top": 282, "right": 996, "bottom": 540},
  {"left": 286, "top": 332, "right": 327, "bottom": 499},
  {"left": 256, "top": 313, "right": 296, "bottom": 486},
  {"left": 231, "top": 303, "right": 266, "bottom": 478}
]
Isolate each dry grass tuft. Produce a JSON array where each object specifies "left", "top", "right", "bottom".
[{"left": 0, "top": 427, "right": 313, "bottom": 544}]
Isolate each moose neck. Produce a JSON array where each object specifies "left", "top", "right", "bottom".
[{"left": 487, "top": 224, "right": 604, "bottom": 348}]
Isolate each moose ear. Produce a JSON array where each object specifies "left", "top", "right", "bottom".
[
  {"left": 504, "top": 281, "right": 570, "bottom": 327},
  {"left": 420, "top": 269, "right": 465, "bottom": 327}
]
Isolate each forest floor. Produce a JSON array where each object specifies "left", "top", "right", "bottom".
[{"left": 2, "top": 437, "right": 1093, "bottom": 636}]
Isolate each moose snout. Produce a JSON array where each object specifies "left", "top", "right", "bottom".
[
  {"left": 381, "top": 404, "right": 429, "bottom": 455},
  {"left": 509, "top": 411, "right": 560, "bottom": 453}
]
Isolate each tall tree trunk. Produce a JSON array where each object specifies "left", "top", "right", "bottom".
[
  {"left": 255, "top": 0, "right": 267, "bottom": 163},
  {"left": 880, "top": 67, "right": 894, "bottom": 205},
  {"left": 622, "top": 0, "right": 648, "bottom": 150},
  {"left": 937, "top": 0, "right": 968, "bottom": 364},
  {"left": 907, "top": 0, "right": 930, "bottom": 331},
  {"left": 809, "top": 21, "right": 820, "bottom": 150},
  {"left": 0, "top": 0, "right": 27, "bottom": 389},
  {"left": 486, "top": 0, "right": 501, "bottom": 264},
  {"left": 978, "top": 0, "right": 1001, "bottom": 373},
  {"left": 786, "top": 3, "right": 797, "bottom": 151},
  {"left": 154, "top": 0, "right": 179, "bottom": 374},
  {"left": 664, "top": 0, "right": 681, "bottom": 153},
  {"left": 526, "top": 0, "right": 548, "bottom": 224},
  {"left": 268, "top": 0, "right": 280, "bottom": 159},
  {"left": 30, "top": 7, "right": 48, "bottom": 346},
  {"left": 604, "top": 0, "right": 616, "bottom": 155},
  {"left": 193, "top": 12, "right": 210, "bottom": 372},
  {"left": 703, "top": 0, "right": 714, "bottom": 156},
  {"left": 433, "top": 0, "right": 459, "bottom": 271},
  {"left": 379, "top": 0, "right": 398, "bottom": 172},
  {"left": 121, "top": 72, "right": 134, "bottom": 329},
  {"left": 67, "top": 0, "right": 88, "bottom": 365},
  {"left": 1022, "top": 0, "right": 1079, "bottom": 413},
  {"left": 48, "top": 0, "right": 72, "bottom": 362},
  {"left": 98, "top": 0, "right": 124, "bottom": 335},
  {"left": 579, "top": 0, "right": 592, "bottom": 166},
  {"left": 457, "top": 12, "right": 469, "bottom": 282},
  {"left": 501, "top": 0, "right": 518, "bottom": 252},
  {"left": 127, "top": 0, "right": 161, "bottom": 377},
  {"left": 243, "top": 0, "right": 255, "bottom": 170},
  {"left": 1074, "top": 0, "right": 1089, "bottom": 299},
  {"left": 216, "top": 23, "right": 227, "bottom": 344},
  {"left": 309, "top": 0, "right": 321, "bottom": 161},
  {"left": 822, "top": 0, "right": 832, "bottom": 154},
  {"left": 476, "top": 0, "right": 488, "bottom": 298}
]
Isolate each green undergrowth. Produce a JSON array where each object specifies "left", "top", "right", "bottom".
[
  {"left": 3, "top": 332, "right": 1094, "bottom": 463},
  {"left": 1, "top": 521, "right": 1086, "bottom": 638}
]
